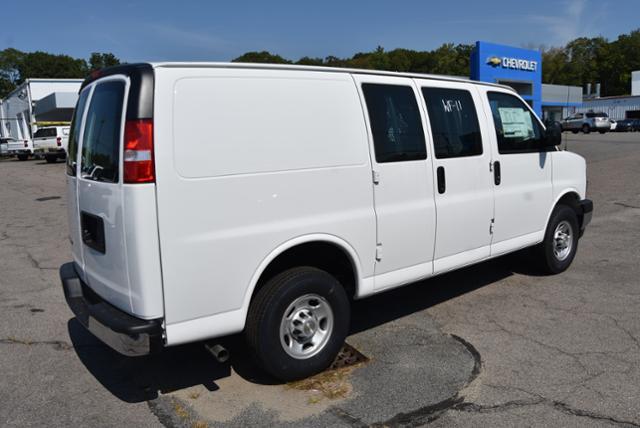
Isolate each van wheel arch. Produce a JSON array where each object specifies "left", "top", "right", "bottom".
[
  {"left": 547, "top": 192, "right": 584, "bottom": 231},
  {"left": 250, "top": 241, "right": 359, "bottom": 308}
]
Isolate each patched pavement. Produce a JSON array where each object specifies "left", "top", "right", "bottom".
[{"left": 1, "top": 132, "right": 640, "bottom": 427}]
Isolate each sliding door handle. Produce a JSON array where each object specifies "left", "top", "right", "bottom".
[
  {"left": 437, "top": 166, "right": 446, "bottom": 194},
  {"left": 493, "top": 161, "right": 501, "bottom": 185}
]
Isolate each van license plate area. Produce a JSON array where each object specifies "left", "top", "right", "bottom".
[{"left": 81, "top": 211, "right": 106, "bottom": 253}]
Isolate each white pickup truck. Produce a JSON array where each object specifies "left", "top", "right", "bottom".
[
  {"left": 32, "top": 126, "right": 69, "bottom": 163},
  {"left": 60, "top": 63, "right": 593, "bottom": 381}
]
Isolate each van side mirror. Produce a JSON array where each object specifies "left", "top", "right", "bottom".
[{"left": 544, "top": 121, "right": 562, "bottom": 147}]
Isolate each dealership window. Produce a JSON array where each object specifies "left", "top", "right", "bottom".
[
  {"left": 422, "top": 87, "right": 483, "bottom": 159},
  {"left": 361, "top": 83, "right": 427, "bottom": 163},
  {"left": 487, "top": 92, "right": 544, "bottom": 154}
]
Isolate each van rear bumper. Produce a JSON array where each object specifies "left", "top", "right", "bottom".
[{"left": 59, "top": 262, "right": 164, "bottom": 356}]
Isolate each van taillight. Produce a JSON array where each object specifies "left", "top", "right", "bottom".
[
  {"left": 123, "top": 119, "right": 154, "bottom": 183},
  {"left": 56, "top": 137, "right": 62, "bottom": 146}
]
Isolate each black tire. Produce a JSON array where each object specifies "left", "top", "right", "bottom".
[
  {"left": 16, "top": 154, "right": 28, "bottom": 161},
  {"left": 45, "top": 155, "right": 57, "bottom": 163},
  {"left": 571, "top": 129, "right": 579, "bottom": 134},
  {"left": 599, "top": 130, "right": 606, "bottom": 134},
  {"left": 582, "top": 124, "right": 590, "bottom": 134},
  {"left": 245, "top": 266, "right": 350, "bottom": 381},
  {"left": 536, "top": 205, "right": 579, "bottom": 274}
]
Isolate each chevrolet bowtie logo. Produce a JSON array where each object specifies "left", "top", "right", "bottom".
[{"left": 487, "top": 56, "right": 502, "bottom": 66}]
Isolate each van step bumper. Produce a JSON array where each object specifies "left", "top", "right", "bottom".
[{"left": 59, "top": 262, "right": 163, "bottom": 356}]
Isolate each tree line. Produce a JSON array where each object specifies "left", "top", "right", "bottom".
[
  {"left": 0, "top": 49, "right": 119, "bottom": 98},
  {"left": 1, "top": 28, "right": 638, "bottom": 99},
  {"left": 234, "top": 29, "right": 640, "bottom": 98}
]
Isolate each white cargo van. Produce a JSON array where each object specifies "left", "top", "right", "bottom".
[
  {"left": 32, "top": 125, "right": 70, "bottom": 163},
  {"left": 60, "top": 63, "right": 592, "bottom": 380}
]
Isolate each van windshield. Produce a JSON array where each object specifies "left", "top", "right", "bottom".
[{"left": 80, "top": 81, "right": 126, "bottom": 183}]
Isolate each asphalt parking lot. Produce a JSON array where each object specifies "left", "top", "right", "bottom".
[{"left": 1, "top": 132, "right": 640, "bottom": 427}]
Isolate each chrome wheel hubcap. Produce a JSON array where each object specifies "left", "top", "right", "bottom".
[
  {"left": 553, "top": 220, "right": 573, "bottom": 261},
  {"left": 279, "top": 294, "right": 333, "bottom": 359}
]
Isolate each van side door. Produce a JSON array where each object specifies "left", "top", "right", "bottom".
[
  {"left": 353, "top": 74, "right": 436, "bottom": 290},
  {"left": 479, "top": 89, "right": 553, "bottom": 254},
  {"left": 416, "top": 80, "right": 495, "bottom": 273}
]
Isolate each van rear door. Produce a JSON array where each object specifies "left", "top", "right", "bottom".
[
  {"left": 72, "top": 66, "right": 164, "bottom": 319},
  {"left": 76, "top": 77, "right": 133, "bottom": 312}
]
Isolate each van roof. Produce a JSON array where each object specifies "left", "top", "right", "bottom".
[{"left": 149, "top": 61, "right": 513, "bottom": 90}]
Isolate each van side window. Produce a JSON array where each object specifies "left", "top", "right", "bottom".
[
  {"left": 487, "top": 92, "right": 544, "bottom": 154},
  {"left": 80, "top": 81, "right": 125, "bottom": 183},
  {"left": 422, "top": 87, "right": 483, "bottom": 159},
  {"left": 361, "top": 83, "right": 427, "bottom": 163},
  {"left": 66, "top": 89, "right": 90, "bottom": 176}
]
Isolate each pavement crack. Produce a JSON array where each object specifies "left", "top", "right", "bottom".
[
  {"left": 454, "top": 398, "right": 640, "bottom": 427},
  {"left": 330, "top": 407, "right": 368, "bottom": 427},
  {"left": 0, "top": 337, "right": 73, "bottom": 351},
  {"left": 550, "top": 400, "right": 640, "bottom": 427},
  {"left": 614, "top": 202, "right": 640, "bottom": 209},
  {"left": 24, "top": 251, "right": 57, "bottom": 271}
]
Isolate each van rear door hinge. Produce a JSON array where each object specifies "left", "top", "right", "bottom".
[
  {"left": 489, "top": 218, "right": 495, "bottom": 235},
  {"left": 372, "top": 170, "right": 380, "bottom": 184},
  {"left": 375, "top": 244, "right": 383, "bottom": 261}
]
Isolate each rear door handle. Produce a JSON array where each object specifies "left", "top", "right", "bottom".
[
  {"left": 493, "top": 161, "right": 501, "bottom": 185},
  {"left": 437, "top": 166, "right": 446, "bottom": 194}
]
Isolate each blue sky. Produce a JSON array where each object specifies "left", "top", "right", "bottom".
[{"left": 3, "top": 0, "right": 639, "bottom": 62}]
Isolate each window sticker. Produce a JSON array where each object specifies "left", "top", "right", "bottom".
[{"left": 498, "top": 107, "right": 534, "bottom": 139}]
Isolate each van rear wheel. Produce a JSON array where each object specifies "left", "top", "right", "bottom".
[
  {"left": 245, "top": 267, "right": 350, "bottom": 381},
  {"left": 536, "top": 204, "right": 579, "bottom": 274},
  {"left": 45, "top": 155, "right": 57, "bottom": 163},
  {"left": 17, "top": 154, "right": 28, "bottom": 161}
]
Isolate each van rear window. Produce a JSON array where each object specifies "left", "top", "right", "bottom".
[
  {"left": 80, "top": 80, "right": 126, "bottom": 183},
  {"left": 34, "top": 128, "right": 57, "bottom": 138}
]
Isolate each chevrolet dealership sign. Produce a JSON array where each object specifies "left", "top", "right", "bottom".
[{"left": 487, "top": 56, "right": 538, "bottom": 72}]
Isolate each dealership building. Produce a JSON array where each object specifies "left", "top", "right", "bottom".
[
  {"left": 470, "top": 41, "right": 640, "bottom": 121},
  {"left": 471, "top": 41, "right": 582, "bottom": 121}
]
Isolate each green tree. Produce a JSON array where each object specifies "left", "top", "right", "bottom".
[
  {"left": 232, "top": 51, "right": 291, "bottom": 64},
  {"left": 89, "top": 52, "right": 121, "bottom": 72}
]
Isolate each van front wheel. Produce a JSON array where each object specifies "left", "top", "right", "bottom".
[
  {"left": 245, "top": 267, "right": 350, "bottom": 381},
  {"left": 537, "top": 205, "right": 579, "bottom": 274}
]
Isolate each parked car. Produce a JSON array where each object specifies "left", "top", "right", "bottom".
[
  {"left": 562, "top": 111, "right": 610, "bottom": 134},
  {"left": 6, "top": 138, "right": 34, "bottom": 160},
  {"left": 615, "top": 119, "right": 635, "bottom": 132},
  {"left": 32, "top": 126, "right": 70, "bottom": 163},
  {"left": 0, "top": 137, "right": 14, "bottom": 156},
  {"left": 60, "top": 63, "right": 593, "bottom": 381}
]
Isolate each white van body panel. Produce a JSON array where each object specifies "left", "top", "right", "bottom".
[
  {"left": 551, "top": 151, "right": 586, "bottom": 201},
  {"left": 165, "top": 233, "right": 366, "bottom": 345},
  {"left": 153, "top": 67, "right": 376, "bottom": 340}
]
